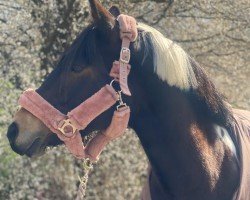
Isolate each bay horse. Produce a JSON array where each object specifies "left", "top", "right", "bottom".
[{"left": 6, "top": 0, "right": 250, "bottom": 199}]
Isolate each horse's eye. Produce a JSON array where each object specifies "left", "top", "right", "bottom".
[{"left": 72, "top": 65, "right": 84, "bottom": 72}]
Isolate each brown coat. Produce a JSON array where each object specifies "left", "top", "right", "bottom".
[{"left": 141, "top": 109, "right": 250, "bottom": 200}]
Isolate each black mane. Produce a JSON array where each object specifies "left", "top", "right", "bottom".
[{"left": 189, "top": 57, "right": 233, "bottom": 127}]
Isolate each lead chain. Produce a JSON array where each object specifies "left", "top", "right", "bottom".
[{"left": 76, "top": 158, "right": 95, "bottom": 200}]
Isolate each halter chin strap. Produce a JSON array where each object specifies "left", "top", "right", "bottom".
[{"left": 18, "top": 14, "right": 137, "bottom": 161}]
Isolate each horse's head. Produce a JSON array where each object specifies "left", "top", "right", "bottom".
[{"left": 7, "top": 0, "right": 141, "bottom": 157}]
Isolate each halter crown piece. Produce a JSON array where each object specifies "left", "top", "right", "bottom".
[{"left": 18, "top": 14, "right": 138, "bottom": 161}]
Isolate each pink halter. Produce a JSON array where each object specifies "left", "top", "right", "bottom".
[{"left": 18, "top": 15, "right": 137, "bottom": 161}]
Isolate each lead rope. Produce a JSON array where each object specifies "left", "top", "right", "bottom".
[{"left": 76, "top": 158, "right": 95, "bottom": 200}]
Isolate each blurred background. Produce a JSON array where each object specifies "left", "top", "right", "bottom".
[{"left": 0, "top": 0, "right": 249, "bottom": 199}]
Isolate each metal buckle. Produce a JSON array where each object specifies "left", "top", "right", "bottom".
[
  {"left": 57, "top": 119, "right": 77, "bottom": 136},
  {"left": 120, "top": 47, "right": 130, "bottom": 64}
]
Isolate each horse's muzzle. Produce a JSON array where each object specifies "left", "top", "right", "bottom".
[
  {"left": 7, "top": 122, "right": 25, "bottom": 155},
  {"left": 7, "top": 122, "right": 19, "bottom": 142}
]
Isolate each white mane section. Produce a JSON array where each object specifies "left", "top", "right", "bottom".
[{"left": 138, "top": 23, "right": 198, "bottom": 90}]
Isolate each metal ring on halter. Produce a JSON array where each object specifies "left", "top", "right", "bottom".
[
  {"left": 57, "top": 119, "right": 77, "bottom": 137},
  {"left": 109, "top": 79, "right": 115, "bottom": 87},
  {"left": 109, "top": 79, "right": 121, "bottom": 93}
]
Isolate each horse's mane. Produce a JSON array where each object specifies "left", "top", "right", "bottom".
[
  {"left": 138, "top": 23, "right": 233, "bottom": 127},
  {"left": 138, "top": 23, "right": 198, "bottom": 90}
]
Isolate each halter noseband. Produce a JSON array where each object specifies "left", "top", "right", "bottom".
[{"left": 18, "top": 15, "right": 138, "bottom": 161}]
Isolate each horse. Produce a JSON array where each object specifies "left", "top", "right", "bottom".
[{"left": 6, "top": 0, "right": 250, "bottom": 199}]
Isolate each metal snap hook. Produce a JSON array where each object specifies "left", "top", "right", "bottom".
[
  {"left": 109, "top": 79, "right": 127, "bottom": 110},
  {"left": 116, "top": 90, "right": 127, "bottom": 110}
]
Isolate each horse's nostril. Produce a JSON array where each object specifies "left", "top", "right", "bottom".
[{"left": 7, "top": 122, "right": 19, "bottom": 142}]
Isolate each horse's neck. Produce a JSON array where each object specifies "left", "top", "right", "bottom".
[
  {"left": 131, "top": 71, "right": 239, "bottom": 199},
  {"left": 132, "top": 84, "right": 208, "bottom": 193}
]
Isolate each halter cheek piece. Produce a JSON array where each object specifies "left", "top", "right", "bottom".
[{"left": 18, "top": 15, "right": 138, "bottom": 161}]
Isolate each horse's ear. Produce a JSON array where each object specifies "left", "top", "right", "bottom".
[
  {"left": 88, "top": 0, "right": 115, "bottom": 32},
  {"left": 109, "top": 6, "right": 121, "bottom": 18}
]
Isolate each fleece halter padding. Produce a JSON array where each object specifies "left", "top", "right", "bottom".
[
  {"left": 17, "top": 14, "right": 137, "bottom": 161},
  {"left": 109, "top": 14, "right": 137, "bottom": 96}
]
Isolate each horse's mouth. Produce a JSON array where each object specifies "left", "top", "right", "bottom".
[
  {"left": 9, "top": 137, "right": 46, "bottom": 158},
  {"left": 24, "top": 138, "right": 46, "bottom": 158}
]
